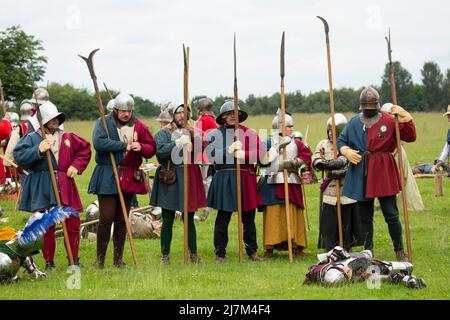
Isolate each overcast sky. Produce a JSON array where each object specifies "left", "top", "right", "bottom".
[{"left": 2, "top": 0, "right": 449, "bottom": 104}]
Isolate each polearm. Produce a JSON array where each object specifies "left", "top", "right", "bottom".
[
  {"left": 0, "top": 79, "right": 6, "bottom": 116},
  {"left": 78, "top": 49, "right": 139, "bottom": 267},
  {"left": 280, "top": 32, "right": 294, "bottom": 263},
  {"left": 34, "top": 98, "right": 75, "bottom": 266},
  {"left": 233, "top": 34, "right": 244, "bottom": 263},
  {"left": 0, "top": 155, "right": 29, "bottom": 175},
  {"left": 303, "top": 125, "right": 310, "bottom": 231},
  {"left": 317, "top": 16, "right": 344, "bottom": 247},
  {"left": 103, "top": 82, "right": 114, "bottom": 100},
  {"left": 385, "top": 30, "right": 413, "bottom": 263},
  {"left": 182, "top": 44, "right": 190, "bottom": 264}
]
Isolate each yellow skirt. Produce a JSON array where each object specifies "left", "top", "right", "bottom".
[{"left": 263, "top": 204, "right": 307, "bottom": 250}]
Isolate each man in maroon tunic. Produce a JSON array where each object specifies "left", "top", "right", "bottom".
[
  {"left": 337, "top": 87, "right": 416, "bottom": 261},
  {"left": 14, "top": 101, "right": 92, "bottom": 269}
]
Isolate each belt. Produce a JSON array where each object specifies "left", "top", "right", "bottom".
[{"left": 361, "top": 151, "right": 390, "bottom": 175}]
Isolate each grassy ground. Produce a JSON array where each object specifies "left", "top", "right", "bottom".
[{"left": 0, "top": 113, "right": 449, "bottom": 299}]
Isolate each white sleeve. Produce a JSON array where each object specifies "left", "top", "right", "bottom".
[{"left": 438, "top": 142, "right": 450, "bottom": 161}]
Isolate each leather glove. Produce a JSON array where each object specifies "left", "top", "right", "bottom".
[
  {"left": 314, "top": 156, "right": 347, "bottom": 171},
  {"left": 38, "top": 139, "right": 51, "bottom": 153},
  {"left": 67, "top": 165, "right": 79, "bottom": 178},
  {"left": 390, "top": 105, "right": 413, "bottom": 123},
  {"left": 228, "top": 140, "right": 243, "bottom": 154},
  {"left": 175, "top": 135, "right": 191, "bottom": 148},
  {"left": 278, "top": 158, "right": 304, "bottom": 171},
  {"left": 234, "top": 149, "right": 245, "bottom": 160},
  {"left": 340, "top": 146, "right": 362, "bottom": 165},
  {"left": 327, "top": 169, "right": 347, "bottom": 179}
]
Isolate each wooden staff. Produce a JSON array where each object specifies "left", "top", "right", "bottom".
[
  {"left": 232, "top": 34, "right": 244, "bottom": 263},
  {"left": 182, "top": 44, "right": 190, "bottom": 264},
  {"left": 0, "top": 79, "right": 6, "bottom": 116},
  {"left": 385, "top": 29, "right": 413, "bottom": 262},
  {"left": 317, "top": 16, "right": 344, "bottom": 247},
  {"left": 0, "top": 154, "right": 29, "bottom": 175},
  {"left": 302, "top": 125, "right": 310, "bottom": 231},
  {"left": 79, "top": 49, "right": 138, "bottom": 267},
  {"left": 35, "top": 102, "right": 75, "bottom": 266},
  {"left": 279, "top": 32, "right": 294, "bottom": 262}
]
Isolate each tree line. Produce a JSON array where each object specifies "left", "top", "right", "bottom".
[{"left": 1, "top": 26, "right": 449, "bottom": 120}]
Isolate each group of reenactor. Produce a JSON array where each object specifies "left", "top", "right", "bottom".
[{"left": 0, "top": 84, "right": 424, "bottom": 280}]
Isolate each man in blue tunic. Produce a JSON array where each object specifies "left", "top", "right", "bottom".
[{"left": 150, "top": 100, "right": 206, "bottom": 265}]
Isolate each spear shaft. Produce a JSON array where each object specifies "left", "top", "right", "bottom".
[
  {"left": 317, "top": 16, "right": 344, "bottom": 247},
  {"left": 233, "top": 34, "right": 244, "bottom": 263},
  {"left": 385, "top": 30, "right": 413, "bottom": 263},
  {"left": 183, "top": 45, "right": 190, "bottom": 264},
  {"left": 280, "top": 32, "right": 294, "bottom": 263},
  {"left": 79, "top": 49, "right": 139, "bottom": 267}
]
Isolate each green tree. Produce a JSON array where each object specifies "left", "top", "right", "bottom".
[
  {"left": 380, "top": 61, "right": 417, "bottom": 110},
  {"left": 421, "top": 62, "right": 444, "bottom": 111},
  {"left": 442, "top": 69, "right": 450, "bottom": 110},
  {"left": 0, "top": 25, "right": 47, "bottom": 105}
]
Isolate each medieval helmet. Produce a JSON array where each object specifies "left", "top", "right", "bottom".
[
  {"left": 193, "top": 97, "right": 214, "bottom": 113},
  {"left": 216, "top": 100, "right": 248, "bottom": 125},
  {"left": 30, "top": 87, "right": 49, "bottom": 105},
  {"left": 326, "top": 113, "right": 347, "bottom": 137},
  {"left": 114, "top": 93, "right": 134, "bottom": 111},
  {"left": 272, "top": 109, "right": 294, "bottom": 130},
  {"left": 19, "top": 99, "right": 33, "bottom": 121},
  {"left": 359, "top": 87, "right": 380, "bottom": 110},
  {"left": 38, "top": 101, "right": 65, "bottom": 126},
  {"left": 5, "top": 112, "right": 20, "bottom": 127},
  {"left": 106, "top": 99, "right": 116, "bottom": 112},
  {"left": 293, "top": 131, "right": 303, "bottom": 139},
  {"left": 169, "top": 99, "right": 191, "bottom": 120},
  {"left": 381, "top": 102, "right": 393, "bottom": 114},
  {"left": 156, "top": 110, "right": 172, "bottom": 124}
]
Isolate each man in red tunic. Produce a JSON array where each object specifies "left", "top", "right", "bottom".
[
  {"left": 337, "top": 87, "right": 416, "bottom": 261},
  {"left": 0, "top": 114, "right": 13, "bottom": 187}
]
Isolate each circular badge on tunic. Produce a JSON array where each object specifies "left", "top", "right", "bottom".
[{"left": 380, "top": 125, "right": 387, "bottom": 133}]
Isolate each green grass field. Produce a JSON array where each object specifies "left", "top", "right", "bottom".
[{"left": 0, "top": 113, "right": 449, "bottom": 300}]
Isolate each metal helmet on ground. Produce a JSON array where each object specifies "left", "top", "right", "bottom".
[
  {"left": 327, "top": 113, "right": 347, "bottom": 137},
  {"left": 194, "top": 97, "right": 214, "bottom": 113},
  {"left": 359, "top": 87, "right": 380, "bottom": 110},
  {"left": 30, "top": 87, "right": 49, "bottom": 105},
  {"left": 20, "top": 100, "right": 33, "bottom": 121},
  {"left": 106, "top": 99, "right": 115, "bottom": 112},
  {"left": 114, "top": 93, "right": 134, "bottom": 111},
  {"left": 216, "top": 100, "right": 248, "bottom": 125},
  {"left": 38, "top": 101, "right": 65, "bottom": 126}
]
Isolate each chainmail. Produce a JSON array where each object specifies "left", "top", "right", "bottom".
[{"left": 358, "top": 112, "right": 381, "bottom": 129}]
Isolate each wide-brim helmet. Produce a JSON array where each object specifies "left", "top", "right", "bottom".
[
  {"left": 38, "top": 101, "right": 65, "bottom": 126},
  {"left": 216, "top": 100, "right": 248, "bottom": 125}
]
